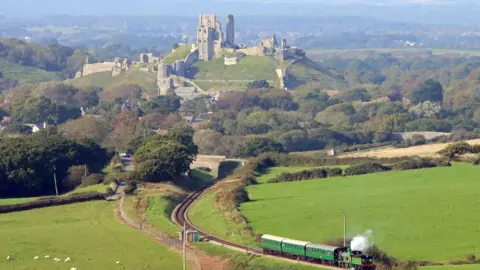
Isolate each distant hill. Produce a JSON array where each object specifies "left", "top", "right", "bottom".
[{"left": 285, "top": 57, "right": 347, "bottom": 91}]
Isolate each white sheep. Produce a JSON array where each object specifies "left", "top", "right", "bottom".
[
  {"left": 6, "top": 256, "right": 11, "bottom": 260},
  {"left": 64, "top": 257, "right": 71, "bottom": 262},
  {"left": 33, "top": 256, "right": 39, "bottom": 260},
  {"left": 55, "top": 258, "right": 61, "bottom": 262},
  {"left": 70, "top": 268, "right": 77, "bottom": 270},
  {"left": 44, "top": 255, "right": 50, "bottom": 259},
  {"left": 116, "top": 261, "right": 120, "bottom": 264}
]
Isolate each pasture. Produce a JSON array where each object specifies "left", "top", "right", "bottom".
[
  {"left": 240, "top": 163, "right": 480, "bottom": 262},
  {"left": 0, "top": 201, "right": 181, "bottom": 269}
]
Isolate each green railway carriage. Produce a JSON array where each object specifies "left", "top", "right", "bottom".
[
  {"left": 305, "top": 243, "right": 340, "bottom": 262},
  {"left": 281, "top": 238, "right": 310, "bottom": 257},
  {"left": 340, "top": 250, "right": 375, "bottom": 270},
  {"left": 261, "top": 234, "right": 284, "bottom": 253}
]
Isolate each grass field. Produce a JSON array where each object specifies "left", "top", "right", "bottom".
[
  {"left": 161, "top": 44, "right": 193, "bottom": 65},
  {"left": 193, "top": 80, "right": 251, "bottom": 92},
  {"left": 0, "top": 59, "right": 58, "bottom": 85},
  {"left": 240, "top": 163, "right": 480, "bottom": 262},
  {"left": 0, "top": 201, "right": 181, "bottom": 269},
  {"left": 190, "top": 56, "right": 279, "bottom": 81}
]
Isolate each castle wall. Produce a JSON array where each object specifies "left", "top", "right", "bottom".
[
  {"left": 184, "top": 50, "right": 199, "bottom": 68},
  {"left": 82, "top": 62, "right": 115, "bottom": 76},
  {"left": 226, "top": 15, "right": 235, "bottom": 47},
  {"left": 224, "top": 57, "right": 238, "bottom": 65},
  {"left": 237, "top": 46, "right": 267, "bottom": 56}
]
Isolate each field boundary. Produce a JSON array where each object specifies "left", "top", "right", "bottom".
[
  {"left": 0, "top": 192, "right": 105, "bottom": 214},
  {"left": 118, "top": 194, "right": 202, "bottom": 270}
]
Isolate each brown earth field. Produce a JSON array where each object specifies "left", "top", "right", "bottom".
[{"left": 341, "top": 139, "right": 480, "bottom": 158}]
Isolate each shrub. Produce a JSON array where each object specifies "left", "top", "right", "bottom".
[
  {"left": 344, "top": 163, "right": 391, "bottom": 176},
  {"left": 464, "top": 254, "right": 476, "bottom": 263},
  {"left": 268, "top": 167, "right": 345, "bottom": 183},
  {"left": 196, "top": 166, "right": 212, "bottom": 172},
  {"left": 392, "top": 158, "right": 437, "bottom": 171},
  {"left": 124, "top": 181, "right": 138, "bottom": 195},
  {"left": 473, "top": 157, "right": 480, "bottom": 165},
  {"left": 103, "top": 174, "right": 119, "bottom": 185},
  {"left": 105, "top": 187, "right": 115, "bottom": 195},
  {"left": 82, "top": 173, "right": 104, "bottom": 187},
  {"left": 326, "top": 167, "right": 343, "bottom": 177}
]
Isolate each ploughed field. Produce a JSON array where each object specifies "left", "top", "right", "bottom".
[
  {"left": 0, "top": 201, "right": 181, "bottom": 269},
  {"left": 240, "top": 163, "right": 480, "bottom": 262}
]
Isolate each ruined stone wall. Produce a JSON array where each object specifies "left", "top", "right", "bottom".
[
  {"left": 237, "top": 46, "right": 267, "bottom": 56},
  {"left": 224, "top": 57, "right": 238, "bottom": 65},
  {"left": 82, "top": 62, "right": 115, "bottom": 76},
  {"left": 184, "top": 50, "right": 199, "bottom": 69},
  {"left": 226, "top": 15, "right": 235, "bottom": 47}
]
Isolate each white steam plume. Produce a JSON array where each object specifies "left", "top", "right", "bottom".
[{"left": 350, "top": 230, "right": 374, "bottom": 252}]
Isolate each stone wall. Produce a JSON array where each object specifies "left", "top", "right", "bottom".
[
  {"left": 82, "top": 62, "right": 115, "bottom": 76},
  {"left": 237, "top": 46, "right": 267, "bottom": 56},
  {"left": 224, "top": 57, "right": 238, "bottom": 65},
  {"left": 184, "top": 50, "right": 199, "bottom": 68}
]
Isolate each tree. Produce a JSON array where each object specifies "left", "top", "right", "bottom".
[
  {"left": 247, "top": 80, "right": 270, "bottom": 89},
  {"left": 438, "top": 141, "right": 472, "bottom": 164},
  {"left": 134, "top": 130, "right": 197, "bottom": 181},
  {"left": 10, "top": 96, "right": 57, "bottom": 124},
  {"left": 411, "top": 79, "right": 443, "bottom": 104},
  {"left": 234, "top": 137, "right": 286, "bottom": 157},
  {"left": 139, "top": 95, "right": 181, "bottom": 115},
  {"left": 59, "top": 116, "right": 112, "bottom": 144},
  {"left": 3, "top": 124, "right": 32, "bottom": 135}
]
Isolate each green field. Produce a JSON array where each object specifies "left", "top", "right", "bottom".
[
  {"left": 194, "top": 80, "right": 251, "bottom": 92},
  {"left": 191, "top": 56, "right": 279, "bottom": 81},
  {"left": 0, "top": 59, "right": 58, "bottom": 85},
  {"left": 162, "top": 44, "right": 193, "bottom": 65},
  {"left": 0, "top": 201, "right": 181, "bottom": 269},
  {"left": 240, "top": 163, "right": 480, "bottom": 262}
]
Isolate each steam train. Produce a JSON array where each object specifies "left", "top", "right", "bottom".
[{"left": 261, "top": 234, "right": 375, "bottom": 269}]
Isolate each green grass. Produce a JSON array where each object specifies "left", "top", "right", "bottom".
[
  {"left": 162, "top": 44, "right": 193, "bottom": 65},
  {"left": 146, "top": 196, "right": 182, "bottom": 236},
  {"left": 240, "top": 163, "right": 480, "bottom": 262},
  {"left": 287, "top": 58, "right": 346, "bottom": 90},
  {"left": 0, "top": 59, "right": 57, "bottom": 85},
  {"left": 0, "top": 197, "right": 41, "bottom": 206},
  {"left": 188, "top": 189, "right": 257, "bottom": 247},
  {"left": 66, "top": 66, "right": 158, "bottom": 96},
  {"left": 191, "top": 56, "right": 279, "bottom": 81},
  {"left": 0, "top": 201, "right": 182, "bottom": 269}
]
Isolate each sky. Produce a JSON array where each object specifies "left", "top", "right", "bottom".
[{"left": 1, "top": 0, "right": 479, "bottom": 25}]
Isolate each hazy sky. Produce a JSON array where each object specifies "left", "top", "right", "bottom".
[{"left": 1, "top": 0, "right": 479, "bottom": 25}]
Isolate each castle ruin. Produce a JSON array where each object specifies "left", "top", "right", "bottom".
[{"left": 197, "top": 14, "right": 236, "bottom": 61}]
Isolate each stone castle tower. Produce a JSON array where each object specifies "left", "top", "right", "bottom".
[
  {"left": 226, "top": 15, "right": 235, "bottom": 47},
  {"left": 197, "top": 14, "right": 235, "bottom": 61}
]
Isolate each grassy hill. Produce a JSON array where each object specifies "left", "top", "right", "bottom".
[
  {"left": 286, "top": 57, "right": 347, "bottom": 90},
  {"left": 65, "top": 66, "right": 158, "bottom": 96},
  {"left": 0, "top": 201, "right": 181, "bottom": 269},
  {"left": 0, "top": 59, "right": 58, "bottom": 85},
  {"left": 240, "top": 163, "right": 480, "bottom": 262},
  {"left": 190, "top": 55, "right": 279, "bottom": 81}
]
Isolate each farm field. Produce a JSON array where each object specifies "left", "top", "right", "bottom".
[
  {"left": 342, "top": 139, "right": 480, "bottom": 158},
  {"left": 0, "top": 59, "right": 58, "bottom": 85},
  {"left": 240, "top": 163, "right": 480, "bottom": 262},
  {"left": 0, "top": 201, "right": 181, "bottom": 269}
]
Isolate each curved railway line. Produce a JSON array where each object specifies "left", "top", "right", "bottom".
[{"left": 172, "top": 182, "right": 344, "bottom": 270}]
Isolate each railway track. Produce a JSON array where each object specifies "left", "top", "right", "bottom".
[{"left": 172, "top": 183, "right": 344, "bottom": 270}]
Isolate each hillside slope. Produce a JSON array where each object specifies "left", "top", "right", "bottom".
[
  {"left": 286, "top": 57, "right": 347, "bottom": 90},
  {"left": 0, "top": 60, "right": 58, "bottom": 88}
]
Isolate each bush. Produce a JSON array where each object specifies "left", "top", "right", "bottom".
[
  {"left": 105, "top": 187, "right": 115, "bottom": 195},
  {"left": 268, "top": 167, "right": 344, "bottom": 183},
  {"left": 82, "top": 173, "right": 104, "bottom": 187},
  {"left": 124, "top": 181, "right": 138, "bottom": 195},
  {"left": 344, "top": 163, "right": 391, "bottom": 176},
  {"left": 326, "top": 167, "right": 343, "bottom": 177},
  {"left": 464, "top": 254, "right": 476, "bottom": 263},
  {"left": 473, "top": 157, "right": 480, "bottom": 165},
  {"left": 104, "top": 174, "right": 119, "bottom": 185},
  {"left": 392, "top": 158, "right": 437, "bottom": 171},
  {"left": 196, "top": 166, "right": 212, "bottom": 172}
]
